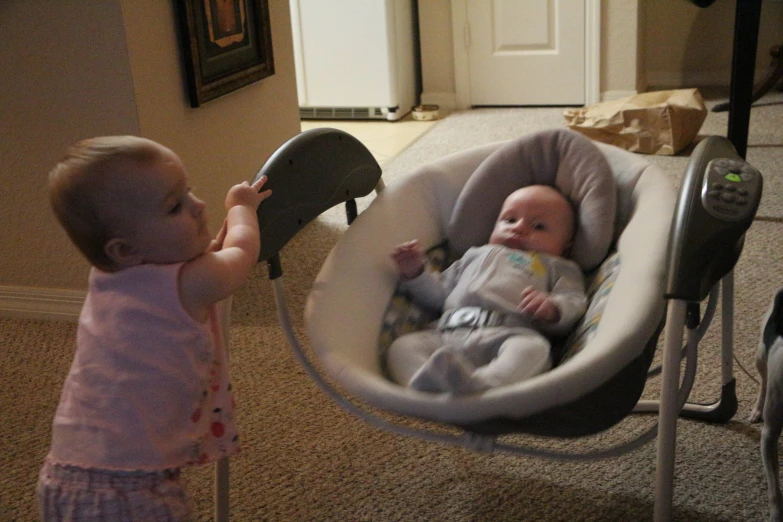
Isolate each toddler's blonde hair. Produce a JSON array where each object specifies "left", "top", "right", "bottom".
[{"left": 49, "top": 136, "right": 164, "bottom": 271}]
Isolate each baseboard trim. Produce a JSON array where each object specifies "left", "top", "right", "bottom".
[
  {"left": 419, "top": 92, "right": 458, "bottom": 114},
  {"left": 0, "top": 286, "right": 84, "bottom": 322},
  {"left": 644, "top": 69, "right": 767, "bottom": 89},
  {"left": 600, "top": 90, "right": 638, "bottom": 102}
]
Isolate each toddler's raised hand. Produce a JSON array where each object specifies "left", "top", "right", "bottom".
[
  {"left": 391, "top": 240, "right": 426, "bottom": 281},
  {"left": 225, "top": 175, "right": 272, "bottom": 211}
]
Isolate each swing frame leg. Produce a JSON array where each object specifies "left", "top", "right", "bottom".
[
  {"left": 654, "top": 299, "right": 687, "bottom": 522},
  {"left": 215, "top": 458, "right": 229, "bottom": 522},
  {"left": 214, "top": 296, "right": 232, "bottom": 522}
]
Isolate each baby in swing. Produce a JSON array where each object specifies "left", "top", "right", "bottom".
[
  {"left": 387, "top": 184, "right": 587, "bottom": 394},
  {"left": 38, "top": 135, "right": 271, "bottom": 521}
]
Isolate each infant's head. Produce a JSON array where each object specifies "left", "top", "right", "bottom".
[
  {"left": 488, "top": 185, "right": 575, "bottom": 257},
  {"left": 49, "top": 136, "right": 212, "bottom": 272}
]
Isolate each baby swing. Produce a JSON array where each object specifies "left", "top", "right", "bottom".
[
  {"left": 249, "top": 124, "right": 762, "bottom": 522},
  {"left": 206, "top": 5, "right": 767, "bottom": 519}
]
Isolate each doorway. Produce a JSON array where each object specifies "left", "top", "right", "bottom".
[{"left": 451, "top": 0, "right": 600, "bottom": 107}]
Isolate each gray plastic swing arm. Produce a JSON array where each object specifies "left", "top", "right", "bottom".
[{"left": 253, "top": 128, "right": 383, "bottom": 264}]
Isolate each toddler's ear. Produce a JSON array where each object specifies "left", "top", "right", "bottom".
[{"left": 104, "top": 238, "right": 141, "bottom": 268}]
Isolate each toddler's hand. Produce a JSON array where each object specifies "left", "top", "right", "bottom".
[
  {"left": 208, "top": 219, "right": 228, "bottom": 252},
  {"left": 518, "top": 286, "right": 560, "bottom": 323},
  {"left": 225, "top": 175, "right": 272, "bottom": 211},
  {"left": 391, "top": 240, "right": 426, "bottom": 281}
]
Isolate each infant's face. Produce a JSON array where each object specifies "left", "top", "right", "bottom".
[
  {"left": 108, "top": 145, "right": 213, "bottom": 265},
  {"left": 488, "top": 185, "right": 574, "bottom": 257}
]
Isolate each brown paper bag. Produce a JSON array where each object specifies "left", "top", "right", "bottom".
[{"left": 563, "top": 88, "right": 708, "bottom": 155}]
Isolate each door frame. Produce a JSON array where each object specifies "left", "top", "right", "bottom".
[{"left": 450, "top": 0, "right": 601, "bottom": 108}]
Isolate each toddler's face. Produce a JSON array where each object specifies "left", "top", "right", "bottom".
[
  {"left": 107, "top": 145, "right": 213, "bottom": 265},
  {"left": 488, "top": 185, "right": 574, "bottom": 257}
]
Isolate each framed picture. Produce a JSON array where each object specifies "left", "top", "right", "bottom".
[{"left": 176, "top": 0, "right": 274, "bottom": 107}]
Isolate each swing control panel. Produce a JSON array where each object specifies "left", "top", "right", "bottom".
[
  {"left": 701, "top": 158, "right": 762, "bottom": 223},
  {"left": 665, "top": 136, "right": 763, "bottom": 302}
]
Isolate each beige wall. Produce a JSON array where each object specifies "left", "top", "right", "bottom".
[
  {"left": 418, "top": 0, "right": 783, "bottom": 107},
  {"left": 601, "top": 0, "right": 643, "bottom": 97},
  {"left": 0, "top": 0, "right": 299, "bottom": 295},
  {"left": 1, "top": 2, "right": 140, "bottom": 290},
  {"left": 417, "top": 0, "right": 456, "bottom": 98},
  {"left": 644, "top": 1, "right": 783, "bottom": 88}
]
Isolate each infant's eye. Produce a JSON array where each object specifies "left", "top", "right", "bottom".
[
  {"left": 169, "top": 202, "right": 182, "bottom": 215},
  {"left": 504, "top": 217, "right": 516, "bottom": 224},
  {"left": 532, "top": 222, "right": 547, "bottom": 231}
]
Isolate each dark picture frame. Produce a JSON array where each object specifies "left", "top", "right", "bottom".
[{"left": 176, "top": 0, "right": 274, "bottom": 107}]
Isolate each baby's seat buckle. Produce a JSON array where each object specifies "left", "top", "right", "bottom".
[{"left": 438, "top": 306, "right": 504, "bottom": 330}]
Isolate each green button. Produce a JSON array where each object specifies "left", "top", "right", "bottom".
[{"left": 725, "top": 173, "right": 741, "bottom": 182}]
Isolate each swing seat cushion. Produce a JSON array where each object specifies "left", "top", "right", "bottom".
[
  {"left": 448, "top": 128, "right": 617, "bottom": 271},
  {"left": 306, "top": 128, "right": 676, "bottom": 428}
]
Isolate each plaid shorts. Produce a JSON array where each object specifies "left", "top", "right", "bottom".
[{"left": 36, "top": 460, "right": 193, "bottom": 521}]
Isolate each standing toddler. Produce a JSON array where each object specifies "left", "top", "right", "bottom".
[{"left": 37, "top": 135, "right": 271, "bottom": 521}]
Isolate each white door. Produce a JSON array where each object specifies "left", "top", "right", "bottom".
[{"left": 453, "top": 0, "right": 599, "bottom": 107}]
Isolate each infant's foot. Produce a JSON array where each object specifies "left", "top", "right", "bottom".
[{"left": 409, "top": 348, "right": 476, "bottom": 394}]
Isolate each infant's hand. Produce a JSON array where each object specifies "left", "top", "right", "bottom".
[
  {"left": 518, "top": 286, "right": 560, "bottom": 323},
  {"left": 225, "top": 175, "right": 272, "bottom": 211},
  {"left": 391, "top": 240, "right": 426, "bottom": 281}
]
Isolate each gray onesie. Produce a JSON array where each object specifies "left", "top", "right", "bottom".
[{"left": 386, "top": 244, "right": 587, "bottom": 393}]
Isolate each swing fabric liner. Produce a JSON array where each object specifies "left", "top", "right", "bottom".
[{"left": 305, "top": 128, "right": 677, "bottom": 434}]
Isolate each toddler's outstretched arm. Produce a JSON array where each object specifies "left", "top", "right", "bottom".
[{"left": 181, "top": 176, "right": 272, "bottom": 321}]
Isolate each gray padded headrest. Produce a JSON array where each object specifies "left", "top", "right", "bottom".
[{"left": 447, "top": 129, "right": 616, "bottom": 271}]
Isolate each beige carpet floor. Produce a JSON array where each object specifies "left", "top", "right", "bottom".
[{"left": 3, "top": 90, "right": 783, "bottom": 521}]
